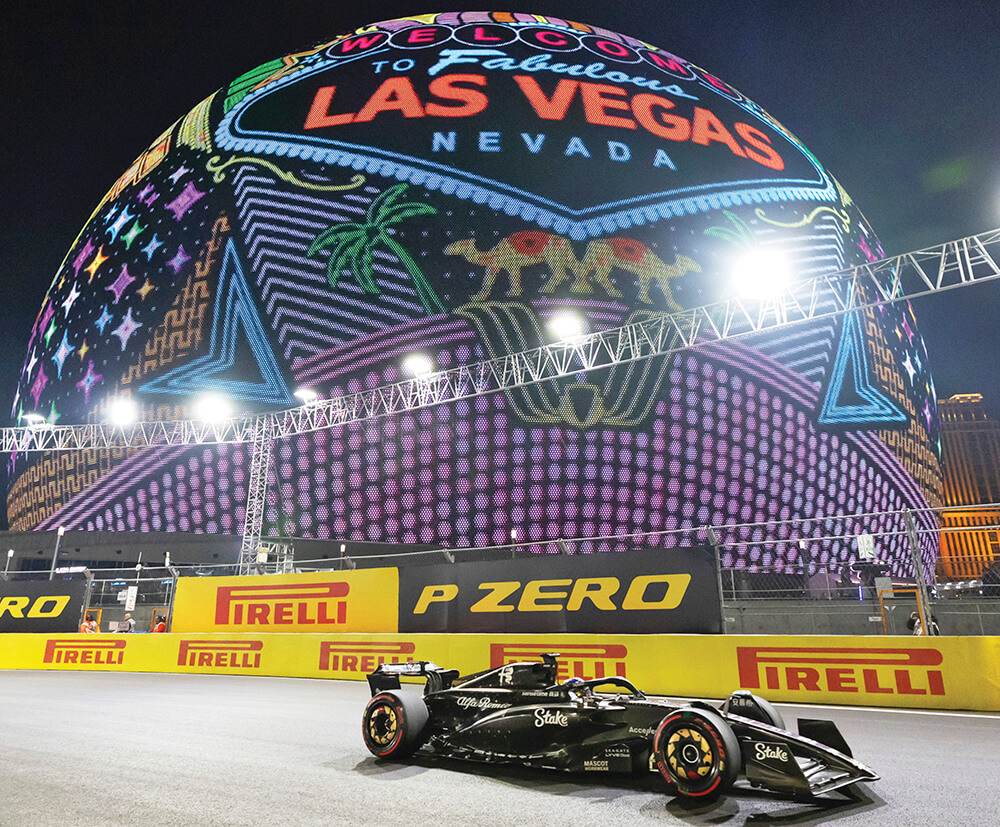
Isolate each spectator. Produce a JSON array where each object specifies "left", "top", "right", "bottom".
[
  {"left": 907, "top": 611, "right": 940, "bottom": 636},
  {"left": 117, "top": 613, "right": 136, "bottom": 633},
  {"left": 152, "top": 615, "right": 167, "bottom": 633},
  {"left": 79, "top": 613, "right": 98, "bottom": 633}
]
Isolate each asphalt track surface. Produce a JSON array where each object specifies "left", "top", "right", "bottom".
[{"left": 1, "top": 671, "right": 998, "bottom": 827}]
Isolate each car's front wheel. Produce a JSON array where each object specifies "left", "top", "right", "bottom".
[
  {"left": 361, "top": 691, "right": 428, "bottom": 759},
  {"left": 654, "top": 707, "right": 740, "bottom": 799}
]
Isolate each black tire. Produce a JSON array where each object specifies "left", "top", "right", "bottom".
[
  {"left": 654, "top": 707, "right": 740, "bottom": 800},
  {"left": 361, "top": 691, "right": 429, "bottom": 759}
]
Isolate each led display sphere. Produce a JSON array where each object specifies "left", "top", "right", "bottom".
[{"left": 9, "top": 13, "right": 942, "bottom": 574}]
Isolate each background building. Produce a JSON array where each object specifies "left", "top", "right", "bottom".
[
  {"left": 6, "top": 13, "right": 942, "bottom": 576},
  {"left": 938, "top": 393, "right": 1000, "bottom": 578}
]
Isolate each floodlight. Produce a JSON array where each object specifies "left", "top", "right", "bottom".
[
  {"left": 294, "top": 388, "right": 319, "bottom": 406},
  {"left": 547, "top": 311, "right": 586, "bottom": 341},
  {"left": 193, "top": 394, "right": 233, "bottom": 423},
  {"left": 21, "top": 412, "right": 47, "bottom": 428},
  {"left": 732, "top": 248, "right": 793, "bottom": 298},
  {"left": 107, "top": 396, "right": 138, "bottom": 426},
  {"left": 403, "top": 353, "right": 434, "bottom": 376}
]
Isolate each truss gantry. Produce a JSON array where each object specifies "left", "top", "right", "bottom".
[{"left": 2, "top": 227, "right": 998, "bottom": 573}]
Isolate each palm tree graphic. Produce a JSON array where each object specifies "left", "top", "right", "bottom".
[{"left": 308, "top": 183, "right": 445, "bottom": 315}]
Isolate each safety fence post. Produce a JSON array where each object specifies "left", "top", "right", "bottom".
[
  {"left": 904, "top": 509, "right": 933, "bottom": 633},
  {"left": 705, "top": 525, "right": 728, "bottom": 634}
]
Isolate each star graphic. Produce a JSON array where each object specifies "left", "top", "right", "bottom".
[
  {"left": 166, "top": 181, "right": 205, "bottom": 220},
  {"left": 95, "top": 306, "right": 114, "bottom": 334},
  {"left": 72, "top": 239, "right": 95, "bottom": 278},
  {"left": 106, "top": 205, "right": 133, "bottom": 242},
  {"left": 103, "top": 205, "right": 120, "bottom": 226},
  {"left": 141, "top": 233, "right": 164, "bottom": 261},
  {"left": 38, "top": 302, "right": 55, "bottom": 336},
  {"left": 76, "top": 360, "right": 103, "bottom": 404},
  {"left": 84, "top": 245, "right": 109, "bottom": 282},
  {"left": 923, "top": 400, "right": 933, "bottom": 430},
  {"left": 166, "top": 245, "right": 191, "bottom": 274},
  {"left": 112, "top": 307, "right": 143, "bottom": 350},
  {"left": 168, "top": 164, "right": 190, "bottom": 184},
  {"left": 138, "top": 184, "right": 155, "bottom": 202},
  {"left": 137, "top": 279, "right": 155, "bottom": 300},
  {"left": 61, "top": 282, "right": 82, "bottom": 315},
  {"left": 901, "top": 317, "right": 914, "bottom": 343},
  {"left": 914, "top": 350, "right": 922, "bottom": 372},
  {"left": 122, "top": 221, "right": 145, "bottom": 249},
  {"left": 58, "top": 276, "right": 66, "bottom": 290},
  {"left": 52, "top": 332, "right": 75, "bottom": 379},
  {"left": 78, "top": 339, "right": 90, "bottom": 360},
  {"left": 902, "top": 353, "right": 916, "bottom": 384},
  {"left": 47, "top": 401, "right": 61, "bottom": 425},
  {"left": 106, "top": 264, "right": 136, "bottom": 303},
  {"left": 43, "top": 319, "right": 57, "bottom": 347},
  {"left": 26, "top": 349, "right": 38, "bottom": 375},
  {"left": 30, "top": 366, "right": 48, "bottom": 406}
]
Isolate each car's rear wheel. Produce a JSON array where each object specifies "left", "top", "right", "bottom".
[
  {"left": 361, "top": 691, "right": 428, "bottom": 759},
  {"left": 654, "top": 707, "right": 740, "bottom": 799}
]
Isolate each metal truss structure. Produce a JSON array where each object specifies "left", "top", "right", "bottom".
[{"left": 2, "top": 227, "right": 999, "bottom": 573}]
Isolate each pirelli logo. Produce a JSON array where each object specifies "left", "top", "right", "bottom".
[
  {"left": 178, "top": 640, "right": 263, "bottom": 669},
  {"left": 214, "top": 582, "right": 349, "bottom": 626},
  {"left": 319, "top": 641, "right": 416, "bottom": 673},
  {"left": 737, "top": 646, "right": 945, "bottom": 697},
  {"left": 490, "top": 643, "right": 628, "bottom": 680},
  {"left": 43, "top": 639, "right": 126, "bottom": 665}
]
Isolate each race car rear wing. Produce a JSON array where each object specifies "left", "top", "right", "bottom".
[{"left": 367, "top": 661, "right": 460, "bottom": 695}]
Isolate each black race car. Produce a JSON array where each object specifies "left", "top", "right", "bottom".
[{"left": 362, "top": 653, "right": 878, "bottom": 801}]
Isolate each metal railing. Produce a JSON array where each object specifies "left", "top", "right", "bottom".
[{"left": 5, "top": 502, "right": 997, "bottom": 635}]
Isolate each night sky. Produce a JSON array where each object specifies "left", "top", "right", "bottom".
[{"left": 2, "top": 1, "right": 999, "bottom": 515}]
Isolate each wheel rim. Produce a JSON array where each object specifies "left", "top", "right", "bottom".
[
  {"left": 367, "top": 702, "right": 399, "bottom": 749},
  {"left": 665, "top": 726, "right": 717, "bottom": 785}
]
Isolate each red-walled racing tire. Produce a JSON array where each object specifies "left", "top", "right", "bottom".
[
  {"left": 361, "top": 691, "right": 429, "bottom": 759},
  {"left": 653, "top": 707, "right": 740, "bottom": 799}
]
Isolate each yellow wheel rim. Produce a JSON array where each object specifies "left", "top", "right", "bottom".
[{"left": 369, "top": 704, "right": 399, "bottom": 747}]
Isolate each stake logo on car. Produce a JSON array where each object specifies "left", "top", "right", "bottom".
[{"left": 534, "top": 709, "right": 569, "bottom": 727}]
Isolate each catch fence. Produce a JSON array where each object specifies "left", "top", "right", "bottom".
[{"left": 3, "top": 503, "right": 997, "bottom": 635}]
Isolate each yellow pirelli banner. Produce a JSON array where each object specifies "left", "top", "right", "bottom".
[
  {"left": 1, "top": 633, "right": 998, "bottom": 712},
  {"left": 171, "top": 569, "right": 398, "bottom": 633}
]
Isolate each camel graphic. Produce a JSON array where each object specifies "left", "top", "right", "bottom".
[
  {"left": 445, "top": 231, "right": 572, "bottom": 300},
  {"left": 448, "top": 232, "right": 699, "bottom": 308}
]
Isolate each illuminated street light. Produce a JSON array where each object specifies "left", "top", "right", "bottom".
[
  {"left": 193, "top": 394, "right": 232, "bottom": 423},
  {"left": 547, "top": 311, "right": 586, "bottom": 341},
  {"left": 403, "top": 353, "right": 434, "bottom": 377},
  {"left": 107, "top": 396, "right": 138, "bottom": 427},
  {"left": 294, "top": 388, "right": 319, "bottom": 406},
  {"left": 4, "top": 549, "right": 13, "bottom": 579},
  {"left": 731, "top": 248, "right": 793, "bottom": 298}
]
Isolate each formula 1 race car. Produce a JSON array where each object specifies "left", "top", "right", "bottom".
[{"left": 362, "top": 654, "right": 878, "bottom": 801}]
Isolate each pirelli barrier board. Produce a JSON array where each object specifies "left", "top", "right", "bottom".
[
  {"left": 171, "top": 568, "right": 400, "bottom": 633},
  {"left": 2, "top": 633, "right": 998, "bottom": 712},
  {"left": 170, "top": 548, "right": 721, "bottom": 635},
  {"left": 0, "top": 578, "right": 88, "bottom": 633}
]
